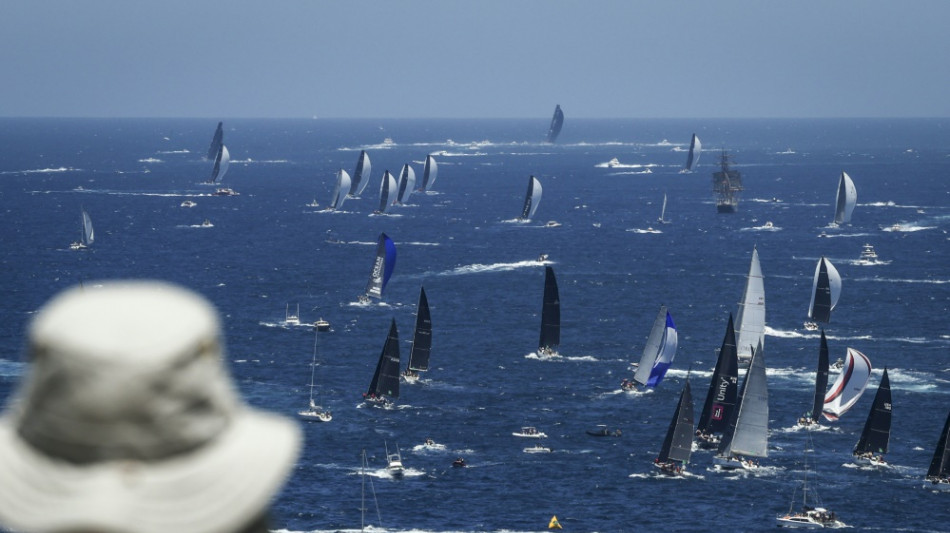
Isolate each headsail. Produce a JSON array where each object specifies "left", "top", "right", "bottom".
[
  {"left": 396, "top": 164, "right": 416, "bottom": 204},
  {"left": 854, "top": 368, "right": 892, "bottom": 456},
  {"left": 927, "top": 410, "right": 950, "bottom": 482},
  {"left": 538, "top": 266, "right": 560, "bottom": 354},
  {"left": 735, "top": 246, "right": 765, "bottom": 365},
  {"left": 420, "top": 155, "right": 438, "bottom": 192},
  {"left": 545, "top": 105, "right": 564, "bottom": 143},
  {"left": 349, "top": 150, "right": 372, "bottom": 197},
  {"left": 377, "top": 171, "right": 398, "bottom": 213},
  {"left": 365, "top": 319, "right": 401, "bottom": 401},
  {"left": 632, "top": 307, "right": 677, "bottom": 388},
  {"left": 834, "top": 171, "right": 857, "bottom": 224},
  {"left": 718, "top": 343, "right": 769, "bottom": 459},
  {"left": 698, "top": 314, "right": 740, "bottom": 436},
  {"left": 823, "top": 347, "right": 872, "bottom": 421},
  {"left": 207, "top": 121, "right": 223, "bottom": 160},
  {"left": 658, "top": 380, "right": 694, "bottom": 464},
  {"left": 684, "top": 133, "right": 702, "bottom": 171},
  {"left": 406, "top": 287, "right": 432, "bottom": 373},
  {"left": 807, "top": 257, "right": 842, "bottom": 324},
  {"left": 328, "top": 169, "right": 351, "bottom": 210},
  {"left": 209, "top": 144, "right": 230, "bottom": 184},
  {"left": 520, "top": 176, "right": 543, "bottom": 221},
  {"left": 364, "top": 233, "right": 397, "bottom": 301}
]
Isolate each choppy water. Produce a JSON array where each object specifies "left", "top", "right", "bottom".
[{"left": 1, "top": 118, "right": 948, "bottom": 532}]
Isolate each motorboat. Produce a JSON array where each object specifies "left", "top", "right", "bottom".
[{"left": 513, "top": 426, "right": 547, "bottom": 438}]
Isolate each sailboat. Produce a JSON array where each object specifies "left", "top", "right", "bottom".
[
  {"left": 833, "top": 171, "right": 857, "bottom": 225},
  {"left": 714, "top": 342, "right": 769, "bottom": 470},
  {"left": 402, "top": 287, "right": 432, "bottom": 383},
  {"left": 537, "top": 266, "right": 560, "bottom": 356},
  {"left": 348, "top": 150, "right": 372, "bottom": 197},
  {"left": 363, "top": 318, "right": 401, "bottom": 405},
  {"left": 712, "top": 151, "right": 742, "bottom": 213},
  {"left": 396, "top": 164, "right": 415, "bottom": 205},
  {"left": 735, "top": 246, "right": 766, "bottom": 367},
  {"left": 519, "top": 176, "right": 543, "bottom": 221},
  {"left": 797, "top": 330, "right": 830, "bottom": 427},
  {"left": 326, "top": 169, "right": 351, "bottom": 210},
  {"left": 206, "top": 121, "right": 223, "bottom": 160},
  {"left": 852, "top": 368, "right": 892, "bottom": 466},
  {"left": 776, "top": 430, "right": 846, "bottom": 528},
  {"left": 621, "top": 306, "right": 677, "bottom": 390},
  {"left": 653, "top": 379, "right": 694, "bottom": 477},
  {"left": 374, "top": 171, "right": 398, "bottom": 214},
  {"left": 657, "top": 193, "right": 670, "bottom": 224},
  {"left": 359, "top": 233, "right": 396, "bottom": 304},
  {"left": 925, "top": 409, "right": 950, "bottom": 490},
  {"left": 683, "top": 133, "right": 702, "bottom": 172},
  {"left": 69, "top": 209, "right": 94, "bottom": 250},
  {"left": 822, "top": 347, "right": 872, "bottom": 421},
  {"left": 208, "top": 143, "right": 231, "bottom": 185},
  {"left": 298, "top": 327, "right": 332, "bottom": 422},
  {"left": 804, "top": 257, "right": 841, "bottom": 330},
  {"left": 696, "top": 314, "right": 740, "bottom": 448},
  {"left": 545, "top": 104, "right": 564, "bottom": 143},
  {"left": 419, "top": 155, "right": 438, "bottom": 192}
]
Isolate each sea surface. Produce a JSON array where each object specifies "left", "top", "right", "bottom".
[{"left": 0, "top": 118, "right": 948, "bottom": 532}]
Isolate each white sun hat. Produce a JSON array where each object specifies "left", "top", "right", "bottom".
[{"left": 0, "top": 281, "right": 301, "bottom": 533}]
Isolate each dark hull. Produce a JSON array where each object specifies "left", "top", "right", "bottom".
[{"left": 717, "top": 203, "right": 738, "bottom": 213}]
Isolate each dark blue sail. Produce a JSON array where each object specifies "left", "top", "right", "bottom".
[
  {"left": 207, "top": 121, "right": 223, "bottom": 160},
  {"left": 365, "top": 319, "right": 401, "bottom": 401},
  {"left": 538, "top": 266, "right": 560, "bottom": 354},
  {"left": 698, "top": 314, "right": 740, "bottom": 436},
  {"left": 364, "top": 233, "right": 397, "bottom": 300},
  {"left": 545, "top": 105, "right": 564, "bottom": 143}
]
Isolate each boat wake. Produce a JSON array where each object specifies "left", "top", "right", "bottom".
[
  {"left": 741, "top": 223, "right": 781, "bottom": 232},
  {"left": 626, "top": 228, "right": 662, "bottom": 234},
  {"left": 854, "top": 276, "right": 949, "bottom": 285},
  {"left": 883, "top": 222, "right": 937, "bottom": 233},
  {"left": 3, "top": 167, "right": 80, "bottom": 175},
  {"left": 525, "top": 351, "right": 598, "bottom": 362},
  {"left": 434, "top": 259, "right": 545, "bottom": 277}
]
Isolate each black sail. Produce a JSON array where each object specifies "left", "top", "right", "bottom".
[
  {"left": 349, "top": 150, "right": 370, "bottom": 196},
  {"left": 927, "top": 410, "right": 950, "bottom": 480},
  {"left": 854, "top": 368, "right": 892, "bottom": 455},
  {"left": 811, "top": 330, "right": 831, "bottom": 422},
  {"left": 545, "top": 105, "right": 564, "bottom": 143},
  {"left": 698, "top": 314, "right": 739, "bottom": 435},
  {"left": 538, "top": 266, "right": 560, "bottom": 353},
  {"left": 207, "top": 121, "right": 223, "bottom": 160},
  {"left": 658, "top": 381, "right": 694, "bottom": 464},
  {"left": 366, "top": 319, "right": 401, "bottom": 400},
  {"left": 407, "top": 287, "right": 432, "bottom": 372},
  {"left": 811, "top": 258, "right": 833, "bottom": 323}
]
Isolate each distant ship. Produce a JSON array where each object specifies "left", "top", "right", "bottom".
[
  {"left": 712, "top": 151, "right": 742, "bottom": 213},
  {"left": 545, "top": 105, "right": 564, "bottom": 143}
]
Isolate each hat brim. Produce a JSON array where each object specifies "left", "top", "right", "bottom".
[{"left": 0, "top": 408, "right": 300, "bottom": 533}]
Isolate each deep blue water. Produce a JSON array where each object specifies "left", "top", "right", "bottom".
[{"left": 1, "top": 118, "right": 948, "bottom": 532}]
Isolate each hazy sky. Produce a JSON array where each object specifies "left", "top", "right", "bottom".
[{"left": 2, "top": 1, "right": 948, "bottom": 119}]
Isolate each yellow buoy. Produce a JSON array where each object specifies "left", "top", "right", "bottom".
[{"left": 548, "top": 515, "right": 562, "bottom": 529}]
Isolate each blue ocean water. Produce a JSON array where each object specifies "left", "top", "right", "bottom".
[{"left": 0, "top": 117, "right": 948, "bottom": 532}]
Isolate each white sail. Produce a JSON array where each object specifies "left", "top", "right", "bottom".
[
  {"left": 735, "top": 247, "right": 765, "bottom": 364},
  {"left": 422, "top": 155, "right": 438, "bottom": 191},
  {"left": 808, "top": 257, "right": 842, "bottom": 323},
  {"left": 81, "top": 209, "right": 94, "bottom": 246},
  {"left": 218, "top": 145, "right": 230, "bottom": 181},
  {"left": 351, "top": 150, "right": 372, "bottom": 197},
  {"left": 658, "top": 193, "right": 668, "bottom": 223},
  {"left": 397, "top": 164, "right": 416, "bottom": 204},
  {"left": 823, "top": 348, "right": 872, "bottom": 421},
  {"left": 633, "top": 306, "right": 668, "bottom": 386},
  {"left": 685, "top": 134, "right": 702, "bottom": 171},
  {"left": 834, "top": 172, "right": 857, "bottom": 224},
  {"left": 724, "top": 344, "right": 769, "bottom": 458},
  {"left": 520, "top": 176, "right": 542, "bottom": 220},
  {"left": 377, "top": 171, "right": 398, "bottom": 213},
  {"left": 329, "top": 169, "right": 351, "bottom": 209}
]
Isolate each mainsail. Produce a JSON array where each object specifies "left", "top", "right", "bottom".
[
  {"left": 718, "top": 343, "right": 769, "bottom": 459},
  {"left": 520, "top": 176, "right": 543, "bottom": 221},
  {"left": 735, "top": 246, "right": 766, "bottom": 365},
  {"left": 420, "top": 155, "right": 438, "bottom": 192},
  {"left": 328, "top": 169, "right": 351, "bottom": 210},
  {"left": 538, "top": 266, "right": 560, "bottom": 354},
  {"left": 349, "top": 150, "right": 372, "bottom": 197},
  {"left": 207, "top": 121, "right": 223, "bottom": 160},
  {"left": 808, "top": 330, "right": 831, "bottom": 423},
  {"left": 927, "top": 410, "right": 950, "bottom": 483},
  {"left": 209, "top": 144, "right": 230, "bottom": 184},
  {"left": 545, "top": 105, "right": 564, "bottom": 143},
  {"left": 834, "top": 171, "right": 857, "bottom": 224},
  {"left": 823, "top": 347, "right": 872, "bottom": 421},
  {"left": 396, "top": 164, "right": 416, "bottom": 204},
  {"left": 406, "top": 287, "right": 432, "bottom": 373},
  {"left": 657, "top": 380, "right": 694, "bottom": 465},
  {"left": 854, "top": 368, "right": 892, "bottom": 457},
  {"left": 632, "top": 307, "right": 678, "bottom": 388},
  {"left": 80, "top": 209, "right": 94, "bottom": 246},
  {"left": 364, "top": 233, "right": 396, "bottom": 301},
  {"left": 684, "top": 133, "right": 702, "bottom": 171},
  {"left": 377, "top": 171, "right": 398, "bottom": 213},
  {"left": 698, "top": 314, "right": 740, "bottom": 437},
  {"left": 712, "top": 151, "right": 742, "bottom": 213},
  {"left": 808, "top": 257, "right": 842, "bottom": 324},
  {"left": 365, "top": 319, "right": 401, "bottom": 402}
]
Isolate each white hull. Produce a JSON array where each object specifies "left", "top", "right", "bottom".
[
  {"left": 713, "top": 454, "right": 760, "bottom": 470},
  {"left": 298, "top": 408, "right": 332, "bottom": 422},
  {"left": 523, "top": 445, "right": 552, "bottom": 453}
]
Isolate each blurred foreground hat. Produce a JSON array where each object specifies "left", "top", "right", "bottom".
[{"left": 0, "top": 281, "right": 301, "bottom": 533}]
